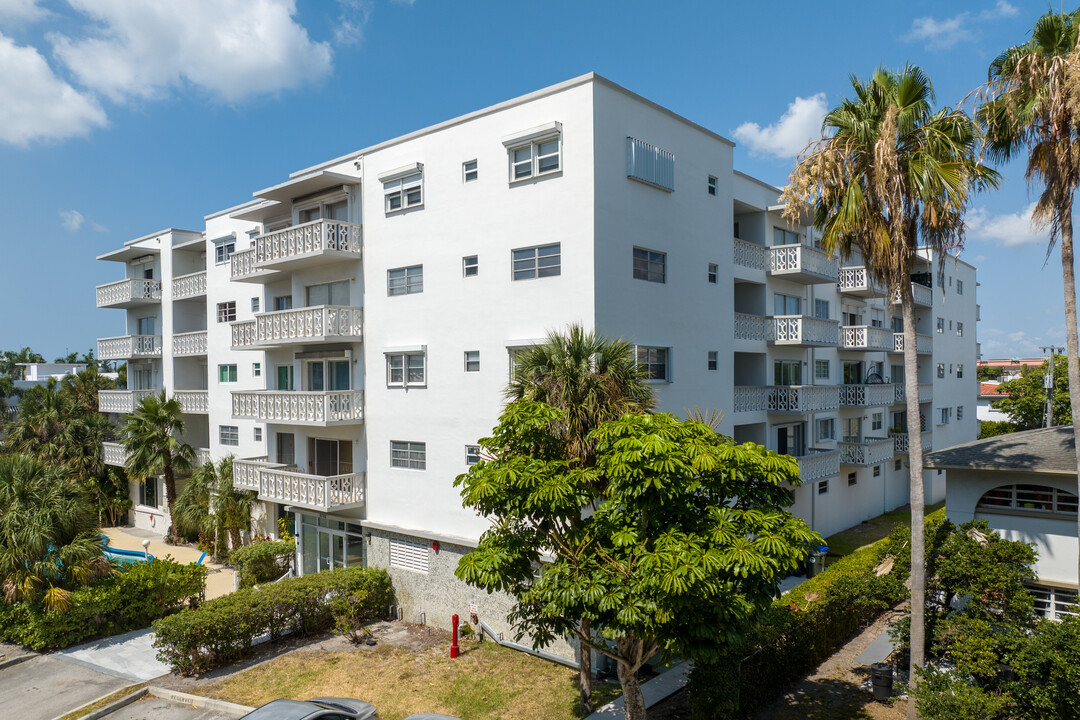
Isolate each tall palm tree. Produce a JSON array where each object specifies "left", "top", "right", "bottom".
[
  {"left": 0, "top": 454, "right": 111, "bottom": 610},
  {"left": 782, "top": 66, "right": 998, "bottom": 715},
  {"left": 979, "top": 7, "right": 1080, "bottom": 589},
  {"left": 212, "top": 457, "right": 255, "bottom": 554},
  {"left": 507, "top": 323, "right": 655, "bottom": 714},
  {"left": 120, "top": 390, "right": 195, "bottom": 535}
]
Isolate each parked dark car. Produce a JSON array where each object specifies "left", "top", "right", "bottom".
[{"left": 238, "top": 697, "right": 378, "bottom": 720}]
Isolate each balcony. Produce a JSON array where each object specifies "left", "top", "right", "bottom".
[
  {"left": 891, "top": 431, "right": 933, "bottom": 455},
  {"left": 839, "top": 437, "right": 895, "bottom": 467},
  {"left": 734, "top": 385, "right": 840, "bottom": 414},
  {"left": 733, "top": 312, "right": 767, "bottom": 342},
  {"left": 98, "top": 389, "right": 157, "bottom": 413},
  {"left": 234, "top": 458, "right": 365, "bottom": 513},
  {"left": 792, "top": 450, "right": 841, "bottom": 481},
  {"left": 838, "top": 266, "right": 887, "bottom": 298},
  {"left": 231, "top": 220, "right": 363, "bottom": 282},
  {"left": 231, "top": 390, "right": 364, "bottom": 426},
  {"left": 841, "top": 325, "right": 894, "bottom": 351},
  {"left": 98, "top": 335, "right": 161, "bottom": 361},
  {"left": 230, "top": 248, "right": 276, "bottom": 282},
  {"left": 173, "top": 330, "right": 208, "bottom": 356},
  {"left": 172, "top": 271, "right": 207, "bottom": 300},
  {"left": 231, "top": 305, "right": 363, "bottom": 349},
  {"left": 733, "top": 239, "right": 766, "bottom": 272},
  {"left": 839, "top": 384, "right": 898, "bottom": 408},
  {"left": 104, "top": 441, "right": 210, "bottom": 467},
  {"left": 175, "top": 390, "right": 208, "bottom": 414},
  {"left": 892, "top": 282, "right": 933, "bottom": 308},
  {"left": 891, "top": 332, "right": 932, "bottom": 355},
  {"left": 769, "top": 316, "right": 839, "bottom": 347},
  {"left": 767, "top": 245, "right": 838, "bottom": 284},
  {"left": 96, "top": 279, "right": 161, "bottom": 309}
]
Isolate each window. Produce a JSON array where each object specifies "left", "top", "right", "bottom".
[
  {"left": 510, "top": 137, "right": 560, "bottom": 180},
  {"left": 895, "top": 458, "right": 903, "bottom": 471},
  {"left": 463, "top": 159, "right": 478, "bottom": 182},
  {"left": 251, "top": 297, "right": 260, "bottom": 313},
  {"left": 633, "top": 248, "right": 666, "bottom": 283},
  {"left": 391, "top": 441, "right": 426, "bottom": 470},
  {"left": 847, "top": 472, "right": 858, "bottom": 486},
  {"left": 139, "top": 477, "right": 159, "bottom": 508},
  {"left": 389, "top": 537, "right": 429, "bottom": 573},
  {"left": 773, "top": 228, "right": 800, "bottom": 245},
  {"left": 463, "top": 255, "right": 478, "bottom": 277},
  {"left": 707, "top": 175, "right": 717, "bottom": 196},
  {"left": 384, "top": 173, "right": 423, "bottom": 213},
  {"left": 708, "top": 263, "right": 718, "bottom": 283},
  {"left": 936, "top": 317, "right": 944, "bottom": 333},
  {"left": 978, "top": 484, "right": 1078, "bottom": 516},
  {"left": 387, "top": 352, "right": 426, "bottom": 387},
  {"left": 873, "top": 465, "right": 881, "bottom": 477},
  {"left": 307, "top": 280, "right": 350, "bottom": 306},
  {"left": 707, "top": 351, "right": 718, "bottom": 371},
  {"left": 274, "top": 295, "right": 293, "bottom": 311},
  {"left": 938, "top": 407, "right": 952, "bottom": 425},
  {"left": 815, "top": 360, "right": 830, "bottom": 380},
  {"left": 957, "top": 406, "right": 964, "bottom": 420},
  {"left": 625, "top": 136, "right": 676, "bottom": 190},
  {"left": 217, "top": 301, "right": 236, "bottom": 323},
  {"left": 949, "top": 363, "right": 953, "bottom": 375},
  {"left": 214, "top": 237, "right": 236, "bottom": 265},
  {"left": 637, "top": 346, "right": 669, "bottom": 381},
  {"left": 219, "top": 425, "right": 239, "bottom": 446},
  {"left": 818, "top": 479, "right": 829, "bottom": 494},
  {"left": 957, "top": 364, "right": 964, "bottom": 379},
  {"left": 814, "top": 299, "right": 830, "bottom": 319},
  {"left": 872, "top": 412, "right": 883, "bottom": 431},
  {"left": 937, "top": 363, "right": 945, "bottom": 379},
  {"left": 276, "top": 364, "right": 294, "bottom": 391},
  {"left": 957, "top": 279, "right": 964, "bottom": 295},
  {"left": 298, "top": 199, "right": 348, "bottom": 223},
  {"left": 1028, "top": 584, "right": 1078, "bottom": 620},
  {"left": 774, "top": 360, "right": 802, "bottom": 386},
  {"left": 466, "top": 445, "right": 481, "bottom": 466},
  {"left": 816, "top": 418, "right": 835, "bottom": 441},
  {"left": 388, "top": 266, "right": 423, "bottom": 296},
  {"left": 464, "top": 351, "right": 480, "bottom": 372},
  {"left": 774, "top": 294, "right": 800, "bottom": 316},
  {"left": 512, "top": 243, "right": 561, "bottom": 280},
  {"left": 136, "top": 316, "right": 156, "bottom": 336},
  {"left": 218, "top": 364, "right": 237, "bottom": 383},
  {"left": 254, "top": 427, "right": 263, "bottom": 442},
  {"left": 957, "top": 322, "right": 964, "bottom": 337},
  {"left": 253, "top": 363, "right": 261, "bottom": 377}
]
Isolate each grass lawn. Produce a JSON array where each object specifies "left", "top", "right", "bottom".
[
  {"left": 199, "top": 640, "right": 620, "bottom": 720},
  {"left": 824, "top": 501, "right": 946, "bottom": 559}
]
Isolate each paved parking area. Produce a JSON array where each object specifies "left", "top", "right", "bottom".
[
  {"left": 0, "top": 655, "right": 131, "bottom": 720},
  {"left": 101, "top": 695, "right": 239, "bottom": 720}
]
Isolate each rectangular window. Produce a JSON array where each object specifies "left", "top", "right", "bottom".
[
  {"left": 773, "top": 228, "right": 800, "bottom": 245},
  {"left": 625, "top": 136, "right": 675, "bottom": 191},
  {"left": 957, "top": 364, "right": 963, "bottom": 379},
  {"left": 873, "top": 465, "right": 881, "bottom": 477},
  {"left": 136, "top": 316, "right": 156, "bottom": 336},
  {"left": 957, "top": 322, "right": 964, "bottom": 337},
  {"left": 219, "top": 425, "right": 239, "bottom": 446},
  {"left": 957, "top": 279, "right": 964, "bottom": 295},
  {"left": 214, "top": 238, "right": 235, "bottom": 265},
  {"left": 937, "top": 363, "right": 945, "bottom": 379},
  {"left": 387, "top": 352, "right": 426, "bottom": 387},
  {"left": 1029, "top": 584, "right": 1079, "bottom": 621},
  {"left": 895, "top": 458, "right": 903, "bottom": 471},
  {"left": 774, "top": 360, "right": 802, "bottom": 386},
  {"left": 814, "top": 299, "right": 830, "bottom": 320},
  {"left": 872, "top": 412, "right": 883, "bottom": 431},
  {"left": 388, "top": 265, "right": 423, "bottom": 296},
  {"left": 464, "top": 351, "right": 480, "bottom": 372},
  {"left": 707, "top": 175, "right": 717, "bottom": 196},
  {"left": 466, "top": 445, "right": 481, "bottom": 466},
  {"left": 816, "top": 418, "right": 835, "bottom": 442},
  {"left": 939, "top": 407, "right": 952, "bottom": 425},
  {"left": 818, "top": 479, "right": 829, "bottom": 494},
  {"left": 708, "top": 263, "right": 718, "bottom": 283},
  {"left": 253, "top": 362, "right": 261, "bottom": 377},
  {"left": 139, "top": 477, "right": 159, "bottom": 508},
  {"left": 276, "top": 365, "right": 294, "bottom": 391},
  {"left": 218, "top": 364, "right": 237, "bottom": 383},
  {"left": 463, "top": 159, "right": 478, "bottom": 182},
  {"left": 957, "top": 406, "right": 964, "bottom": 421},
  {"left": 512, "top": 243, "right": 561, "bottom": 280},
  {"left": 463, "top": 255, "right": 478, "bottom": 277},
  {"left": 633, "top": 247, "right": 666, "bottom": 283},
  {"left": 637, "top": 346, "right": 669, "bottom": 381},
  {"left": 707, "top": 351, "right": 718, "bottom": 371},
  {"left": 384, "top": 172, "right": 423, "bottom": 213},
  {"left": 936, "top": 317, "right": 944, "bottom": 333},
  {"left": 774, "top": 294, "right": 801, "bottom": 316},
  {"left": 389, "top": 537, "right": 429, "bottom": 573},
  {"left": 254, "top": 427, "right": 263, "bottom": 442},
  {"left": 216, "top": 301, "right": 236, "bottom": 323},
  {"left": 815, "top": 360, "right": 830, "bottom": 380},
  {"left": 274, "top": 295, "right": 293, "bottom": 311},
  {"left": 391, "top": 441, "right": 426, "bottom": 470},
  {"left": 306, "top": 280, "right": 350, "bottom": 306},
  {"left": 251, "top": 297, "right": 260, "bottom": 313},
  {"left": 848, "top": 472, "right": 858, "bottom": 486},
  {"left": 510, "top": 136, "right": 560, "bottom": 180}
]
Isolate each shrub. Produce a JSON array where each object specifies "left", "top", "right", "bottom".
[
  {"left": 0, "top": 558, "right": 206, "bottom": 650},
  {"left": 153, "top": 566, "right": 393, "bottom": 675},
  {"left": 228, "top": 538, "right": 295, "bottom": 587}
]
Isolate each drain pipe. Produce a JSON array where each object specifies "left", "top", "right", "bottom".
[{"left": 477, "top": 619, "right": 583, "bottom": 671}]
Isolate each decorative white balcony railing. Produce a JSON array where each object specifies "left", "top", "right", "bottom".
[
  {"left": 837, "top": 266, "right": 887, "bottom": 296},
  {"left": 195, "top": 448, "right": 212, "bottom": 466},
  {"left": 767, "top": 245, "right": 838, "bottom": 282},
  {"left": 894, "top": 384, "right": 906, "bottom": 404},
  {"left": 233, "top": 457, "right": 365, "bottom": 512},
  {"left": 175, "top": 390, "right": 208, "bottom": 414},
  {"left": 893, "top": 282, "right": 933, "bottom": 307},
  {"left": 793, "top": 450, "right": 841, "bottom": 481},
  {"left": 103, "top": 441, "right": 127, "bottom": 467},
  {"left": 733, "top": 239, "right": 766, "bottom": 271},
  {"left": 256, "top": 219, "right": 362, "bottom": 266},
  {"left": 733, "top": 385, "right": 768, "bottom": 413},
  {"left": 839, "top": 384, "right": 898, "bottom": 408},
  {"left": 891, "top": 431, "right": 933, "bottom": 455},
  {"left": 172, "top": 331, "right": 208, "bottom": 356},
  {"left": 172, "top": 271, "right": 207, "bottom": 300},
  {"left": 769, "top": 385, "right": 841, "bottom": 413},
  {"left": 230, "top": 248, "right": 272, "bottom": 281},
  {"left": 232, "top": 306, "right": 363, "bottom": 348},
  {"left": 841, "top": 325, "right": 894, "bottom": 351},
  {"left": 770, "top": 316, "right": 839, "bottom": 346},
  {"left": 734, "top": 313, "right": 767, "bottom": 341},
  {"left": 231, "top": 320, "right": 257, "bottom": 348},
  {"left": 98, "top": 389, "right": 157, "bottom": 414},
  {"left": 96, "top": 278, "right": 161, "bottom": 308},
  {"left": 231, "top": 390, "right": 364, "bottom": 425},
  {"left": 892, "top": 333, "right": 933, "bottom": 354},
  {"left": 98, "top": 335, "right": 162, "bottom": 360},
  {"left": 839, "top": 438, "right": 895, "bottom": 466}
]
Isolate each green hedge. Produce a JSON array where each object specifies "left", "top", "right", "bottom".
[
  {"left": 228, "top": 539, "right": 295, "bottom": 588},
  {"left": 0, "top": 558, "right": 206, "bottom": 650},
  {"left": 152, "top": 566, "right": 393, "bottom": 675}
]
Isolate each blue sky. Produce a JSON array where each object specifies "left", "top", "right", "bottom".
[{"left": 0, "top": 0, "right": 1063, "bottom": 360}]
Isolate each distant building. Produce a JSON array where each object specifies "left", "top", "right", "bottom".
[
  {"left": 6, "top": 362, "right": 88, "bottom": 411},
  {"left": 977, "top": 381, "right": 1011, "bottom": 423},
  {"left": 977, "top": 357, "right": 1046, "bottom": 381}
]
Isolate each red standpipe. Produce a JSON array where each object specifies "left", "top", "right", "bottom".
[{"left": 450, "top": 613, "right": 460, "bottom": 659}]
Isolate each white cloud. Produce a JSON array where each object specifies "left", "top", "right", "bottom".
[
  {"left": 60, "top": 209, "right": 84, "bottom": 231},
  {"left": 0, "top": 33, "right": 105, "bottom": 146},
  {"left": 906, "top": 1, "right": 1019, "bottom": 50},
  {"left": 980, "top": 1, "right": 1018, "bottom": 20},
  {"left": 733, "top": 93, "right": 827, "bottom": 160},
  {"left": 334, "top": 0, "right": 372, "bottom": 46},
  {"left": 966, "top": 202, "right": 1050, "bottom": 247},
  {"left": 51, "top": 0, "right": 333, "bottom": 104},
  {"left": 0, "top": 0, "right": 46, "bottom": 25}
]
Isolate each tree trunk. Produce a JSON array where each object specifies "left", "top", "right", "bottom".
[
  {"left": 616, "top": 639, "right": 647, "bottom": 720},
  {"left": 1060, "top": 205, "right": 1080, "bottom": 592},
  {"left": 900, "top": 282, "right": 926, "bottom": 720},
  {"left": 579, "top": 618, "right": 593, "bottom": 715},
  {"left": 162, "top": 458, "right": 178, "bottom": 538},
  {"left": 229, "top": 524, "right": 243, "bottom": 552}
]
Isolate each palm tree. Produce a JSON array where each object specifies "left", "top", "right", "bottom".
[
  {"left": 0, "top": 454, "right": 112, "bottom": 610},
  {"left": 120, "top": 390, "right": 195, "bottom": 535},
  {"left": 782, "top": 66, "right": 998, "bottom": 715},
  {"left": 507, "top": 323, "right": 655, "bottom": 714},
  {"left": 979, "top": 7, "right": 1080, "bottom": 591},
  {"left": 212, "top": 457, "right": 255, "bottom": 555},
  {"left": 172, "top": 460, "right": 215, "bottom": 544}
]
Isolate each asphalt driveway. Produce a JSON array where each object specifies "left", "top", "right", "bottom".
[
  {"left": 99, "top": 695, "right": 239, "bottom": 720},
  {"left": 0, "top": 655, "right": 131, "bottom": 720}
]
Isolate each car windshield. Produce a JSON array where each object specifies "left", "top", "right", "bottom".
[{"left": 240, "top": 700, "right": 320, "bottom": 720}]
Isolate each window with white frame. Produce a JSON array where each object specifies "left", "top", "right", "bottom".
[
  {"left": 384, "top": 172, "right": 423, "bottom": 213},
  {"left": 388, "top": 265, "right": 423, "bottom": 296},
  {"left": 957, "top": 322, "right": 964, "bottom": 337},
  {"left": 387, "top": 352, "right": 426, "bottom": 387},
  {"left": 773, "top": 228, "right": 799, "bottom": 245},
  {"left": 708, "top": 263, "right": 718, "bottom": 283},
  {"left": 937, "top": 363, "right": 945, "bottom": 378},
  {"left": 214, "top": 236, "right": 236, "bottom": 265},
  {"left": 1028, "top": 584, "right": 1078, "bottom": 620},
  {"left": 633, "top": 247, "right": 666, "bottom": 283},
  {"left": 957, "top": 405, "right": 964, "bottom": 420},
  {"left": 463, "top": 255, "right": 478, "bottom": 277},
  {"left": 466, "top": 445, "right": 481, "bottom": 466},
  {"left": 816, "top": 418, "right": 835, "bottom": 442},
  {"left": 979, "top": 484, "right": 1078, "bottom": 515},
  {"left": 139, "top": 477, "right": 159, "bottom": 508},
  {"left": 391, "top": 441, "right": 426, "bottom": 470},
  {"left": 936, "top": 317, "right": 944, "bottom": 333},
  {"left": 254, "top": 427, "right": 263, "bottom": 442},
  {"left": 775, "top": 294, "right": 801, "bottom": 315},
  {"left": 814, "top": 299, "right": 830, "bottom": 319},
  {"left": 508, "top": 131, "right": 561, "bottom": 181},
  {"left": 847, "top": 472, "right": 858, "bottom": 486},
  {"left": 251, "top": 297, "right": 260, "bottom": 313},
  {"left": 253, "top": 362, "right": 261, "bottom": 377},
  {"left": 818, "top": 479, "right": 829, "bottom": 494},
  {"left": 389, "top": 537, "right": 429, "bottom": 573},
  {"left": 219, "top": 425, "right": 239, "bottom": 446},
  {"left": 873, "top": 465, "right": 881, "bottom": 477},
  {"left": 218, "top": 364, "right": 237, "bottom": 383},
  {"left": 217, "top": 301, "right": 236, "bottom": 323},
  {"left": 463, "top": 159, "right": 478, "bottom": 182},
  {"left": 464, "top": 351, "right": 480, "bottom": 372},
  {"left": 307, "top": 280, "right": 349, "bottom": 306},
  {"left": 512, "top": 243, "right": 560, "bottom": 280},
  {"left": 815, "top": 360, "right": 830, "bottom": 380},
  {"left": 707, "top": 175, "right": 717, "bottom": 196},
  {"left": 957, "top": 279, "right": 964, "bottom": 295},
  {"left": 938, "top": 407, "right": 952, "bottom": 425},
  {"left": 637, "top": 346, "right": 669, "bottom": 381},
  {"left": 707, "top": 351, "right": 718, "bottom": 371},
  {"left": 957, "top": 364, "right": 964, "bottom": 379},
  {"left": 872, "top": 412, "right": 883, "bottom": 431}
]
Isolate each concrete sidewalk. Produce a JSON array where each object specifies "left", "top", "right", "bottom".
[
  {"left": 56, "top": 628, "right": 171, "bottom": 682},
  {"left": 585, "top": 662, "right": 692, "bottom": 720},
  {"left": 103, "top": 526, "right": 236, "bottom": 600}
]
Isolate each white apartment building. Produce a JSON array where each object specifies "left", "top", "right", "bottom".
[{"left": 94, "top": 73, "right": 978, "bottom": 636}]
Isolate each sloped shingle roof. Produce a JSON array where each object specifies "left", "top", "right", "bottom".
[{"left": 924, "top": 426, "right": 1077, "bottom": 476}]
